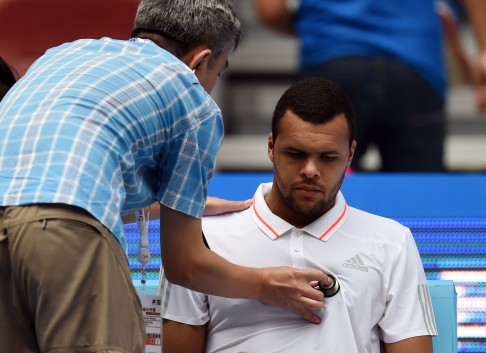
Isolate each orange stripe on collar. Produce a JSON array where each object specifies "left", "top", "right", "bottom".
[
  {"left": 319, "top": 202, "right": 347, "bottom": 240},
  {"left": 252, "top": 197, "right": 280, "bottom": 239}
]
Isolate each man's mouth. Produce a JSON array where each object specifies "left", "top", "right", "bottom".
[{"left": 295, "top": 185, "right": 322, "bottom": 197}]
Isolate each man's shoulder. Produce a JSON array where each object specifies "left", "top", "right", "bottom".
[
  {"left": 341, "top": 207, "right": 414, "bottom": 256},
  {"left": 202, "top": 207, "right": 254, "bottom": 235},
  {"left": 346, "top": 206, "right": 409, "bottom": 233}
]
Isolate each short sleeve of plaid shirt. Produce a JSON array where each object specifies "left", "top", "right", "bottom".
[{"left": 156, "top": 96, "right": 224, "bottom": 219}]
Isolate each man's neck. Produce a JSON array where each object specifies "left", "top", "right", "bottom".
[{"left": 134, "top": 32, "right": 179, "bottom": 58}]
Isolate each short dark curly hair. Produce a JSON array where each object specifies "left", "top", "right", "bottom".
[{"left": 271, "top": 77, "right": 356, "bottom": 146}]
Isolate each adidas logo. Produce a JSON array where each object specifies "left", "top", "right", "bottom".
[{"left": 343, "top": 255, "right": 368, "bottom": 272}]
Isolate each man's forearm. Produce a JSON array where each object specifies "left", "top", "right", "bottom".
[
  {"left": 254, "top": 0, "right": 296, "bottom": 35},
  {"left": 464, "top": 0, "right": 486, "bottom": 51}
]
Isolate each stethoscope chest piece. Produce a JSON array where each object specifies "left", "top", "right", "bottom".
[{"left": 317, "top": 274, "right": 340, "bottom": 298}]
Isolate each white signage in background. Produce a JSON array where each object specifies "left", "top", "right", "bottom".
[{"left": 139, "top": 291, "right": 162, "bottom": 353}]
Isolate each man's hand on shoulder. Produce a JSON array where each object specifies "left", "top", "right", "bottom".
[{"left": 203, "top": 196, "right": 253, "bottom": 216}]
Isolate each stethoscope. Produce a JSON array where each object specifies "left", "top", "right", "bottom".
[{"left": 135, "top": 208, "right": 150, "bottom": 288}]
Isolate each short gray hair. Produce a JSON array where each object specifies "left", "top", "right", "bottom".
[{"left": 132, "top": 0, "right": 243, "bottom": 64}]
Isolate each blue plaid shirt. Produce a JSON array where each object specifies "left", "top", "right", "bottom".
[{"left": 0, "top": 37, "right": 223, "bottom": 245}]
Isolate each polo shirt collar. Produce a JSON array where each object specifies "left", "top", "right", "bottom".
[{"left": 251, "top": 182, "right": 348, "bottom": 242}]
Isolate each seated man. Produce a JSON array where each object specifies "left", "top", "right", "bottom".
[{"left": 160, "top": 77, "right": 438, "bottom": 353}]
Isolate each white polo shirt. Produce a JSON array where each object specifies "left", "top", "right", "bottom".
[{"left": 161, "top": 183, "right": 437, "bottom": 353}]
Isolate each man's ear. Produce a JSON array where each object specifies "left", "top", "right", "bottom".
[
  {"left": 182, "top": 46, "right": 212, "bottom": 71},
  {"left": 268, "top": 133, "right": 275, "bottom": 163},
  {"left": 348, "top": 140, "right": 357, "bottom": 167}
]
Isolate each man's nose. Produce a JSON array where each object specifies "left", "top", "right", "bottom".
[{"left": 301, "top": 159, "right": 319, "bottom": 178}]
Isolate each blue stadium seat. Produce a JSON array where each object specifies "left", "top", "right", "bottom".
[{"left": 429, "top": 280, "right": 458, "bottom": 353}]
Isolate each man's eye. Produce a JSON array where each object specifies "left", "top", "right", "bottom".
[
  {"left": 287, "top": 151, "right": 303, "bottom": 157},
  {"left": 322, "top": 155, "right": 338, "bottom": 161}
]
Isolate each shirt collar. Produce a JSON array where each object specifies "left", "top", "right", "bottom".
[
  {"left": 251, "top": 182, "right": 348, "bottom": 242},
  {"left": 128, "top": 38, "right": 190, "bottom": 70}
]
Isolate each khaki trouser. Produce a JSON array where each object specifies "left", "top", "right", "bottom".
[{"left": 0, "top": 204, "right": 145, "bottom": 353}]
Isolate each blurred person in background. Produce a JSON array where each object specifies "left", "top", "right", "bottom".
[
  {"left": 161, "top": 77, "right": 436, "bottom": 353},
  {"left": 0, "top": 1, "right": 331, "bottom": 352},
  {"left": 0, "top": 57, "right": 17, "bottom": 101},
  {"left": 254, "top": 0, "right": 486, "bottom": 172}
]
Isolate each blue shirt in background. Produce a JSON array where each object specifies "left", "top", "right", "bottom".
[{"left": 296, "top": 0, "right": 446, "bottom": 98}]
